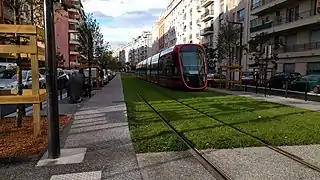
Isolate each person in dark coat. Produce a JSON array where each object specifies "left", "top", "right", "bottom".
[
  {"left": 78, "top": 68, "right": 88, "bottom": 97},
  {"left": 68, "top": 71, "right": 83, "bottom": 103},
  {"left": 99, "top": 69, "right": 104, "bottom": 87}
]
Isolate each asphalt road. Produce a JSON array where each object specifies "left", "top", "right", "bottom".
[{"left": 0, "top": 89, "right": 67, "bottom": 117}]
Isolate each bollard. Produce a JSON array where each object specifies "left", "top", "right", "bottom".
[
  {"left": 285, "top": 81, "right": 288, "bottom": 98},
  {"left": 244, "top": 84, "right": 247, "bottom": 92},
  {"left": 255, "top": 84, "right": 258, "bottom": 94},
  {"left": 264, "top": 84, "right": 267, "bottom": 97},
  {"left": 40, "top": 102, "right": 43, "bottom": 110},
  {"left": 305, "top": 82, "right": 308, "bottom": 101}
]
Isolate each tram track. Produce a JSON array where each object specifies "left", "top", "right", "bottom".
[
  {"left": 152, "top": 89, "right": 320, "bottom": 174},
  {"left": 137, "top": 92, "right": 232, "bottom": 180}
]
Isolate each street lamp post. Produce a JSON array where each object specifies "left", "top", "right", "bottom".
[
  {"left": 227, "top": 21, "right": 243, "bottom": 66},
  {"left": 44, "top": 0, "right": 60, "bottom": 159}
]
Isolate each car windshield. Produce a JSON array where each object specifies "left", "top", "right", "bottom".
[
  {"left": 242, "top": 72, "right": 253, "bottom": 77},
  {"left": 0, "top": 70, "right": 15, "bottom": 79},
  {"left": 11, "top": 71, "right": 28, "bottom": 80}
]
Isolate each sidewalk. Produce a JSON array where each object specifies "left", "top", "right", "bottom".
[
  {"left": 207, "top": 87, "right": 320, "bottom": 112},
  {"left": 36, "top": 74, "right": 143, "bottom": 179}
]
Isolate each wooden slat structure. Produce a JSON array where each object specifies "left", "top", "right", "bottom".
[
  {"left": 219, "top": 65, "right": 242, "bottom": 89},
  {"left": 0, "top": 24, "right": 46, "bottom": 136}
]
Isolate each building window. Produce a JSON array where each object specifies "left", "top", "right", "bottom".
[
  {"left": 220, "top": 3, "right": 224, "bottom": 13},
  {"left": 237, "top": 8, "right": 245, "bottom": 22},
  {"left": 307, "top": 62, "right": 320, "bottom": 74},
  {"left": 310, "top": 29, "right": 320, "bottom": 42},
  {"left": 283, "top": 63, "right": 295, "bottom": 73}
]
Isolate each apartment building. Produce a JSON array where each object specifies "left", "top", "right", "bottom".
[
  {"left": 200, "top": 0, "right": 215, "bottom": 48},
  {"left": 121, "top": 31, "right": 152, "bottom": 64},
  {"left": 152, "top": 0, "right": 205, "bottom": 53},
  {"left": 249, "top": 0, "right": 320, "bottom": 75},
  {"left": 67, "top": 0, "right": 85, "bottom": 68}
]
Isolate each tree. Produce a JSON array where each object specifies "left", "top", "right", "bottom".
[
  {"left": 56, "top": 51, "right": 65, "bottom": 67},
  {"left": 214, "top": 21, "right": 241, "bottom": 66},
  {"left": 77, "top": 13, "right": 105, "bottom": 96},
  {"left": 244, "top": 32, "right": 282, "bottom": 85}
]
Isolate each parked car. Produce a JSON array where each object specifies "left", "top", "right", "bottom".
[
  {"left": 1, "top": 70, "right": 46, "bottom": 90},
  {"left": 39, "top": 67, "right": 69, "bottom": 89},
  {"left": 242, "top": 72, "right": 256, "bottom": 85},
  {"left": 208, "top": 74, "right": 226, "bottom": 87},
  {"left": 102, "top": 69, "right": 109, "bottom": 85},
  {"left": 267, "top": 72, "right": 301, "bottom": 89},
  {"left": 107, "top": 69, "right": 112, "bottom": 81},
  {"left": 290, "top": 74, "right": 320, "bottom": 93}
]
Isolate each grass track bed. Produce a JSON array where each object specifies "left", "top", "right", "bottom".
[{"left": 121, "top": 75, "right": 320, "bottom": 153}]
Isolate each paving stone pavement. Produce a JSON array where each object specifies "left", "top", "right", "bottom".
[{"left": 0, "top": 75, "right": 142, "bottom": 180}]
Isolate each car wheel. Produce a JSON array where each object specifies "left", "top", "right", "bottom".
[{"left": 313, "top": 86, "right": 319, "bottom": 94}]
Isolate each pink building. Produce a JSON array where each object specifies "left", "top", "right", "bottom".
[{"left": 54, "top": 10, "right": 69, "bottom": 68}]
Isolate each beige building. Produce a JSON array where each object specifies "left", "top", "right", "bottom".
[{"left": 249, "top": 0, "right": 320, "bottom": 75}]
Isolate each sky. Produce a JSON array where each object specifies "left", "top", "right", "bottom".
[{"left": 82, "top": 0, "right": 171, "bottom": 50}]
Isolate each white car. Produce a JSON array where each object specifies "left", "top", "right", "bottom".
[{"left": 4, "top": 70, "right": 46, "bottom": 90}]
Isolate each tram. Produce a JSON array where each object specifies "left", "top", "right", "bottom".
[{"left": 136, "top": 43, "right": 208, "bottom": 90}]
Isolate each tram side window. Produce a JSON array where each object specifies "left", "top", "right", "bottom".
[
  {"left": 164, "top": 54, "right": 173, "bottom": 77},
  {"left": 172, "top": 53, "right": 180, "bottom": 76},
  {"left": 159, "top": 56, "right": 164, "bottom": 77}
]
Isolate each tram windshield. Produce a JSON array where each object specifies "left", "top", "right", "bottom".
[
  {"left": 179, "top": 45, "right": 206, "bottom": 76},
  {"left": 179, "top": 45, "right": 206, "bottom": 88}
]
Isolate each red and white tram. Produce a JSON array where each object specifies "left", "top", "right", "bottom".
[{"left": 136, "top": 44, "right": 208, "bottom": 90}]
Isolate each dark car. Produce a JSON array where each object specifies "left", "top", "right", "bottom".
[
  {"left": 290, "top": 74, "right": 320, "bottom": 94},
  {"left": 267, "top": 72, "right": 301, "bottom": 89}
]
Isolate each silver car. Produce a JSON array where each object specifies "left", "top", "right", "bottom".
[{"left": 0, "top": 70, "right": 46, "bottom": 90}]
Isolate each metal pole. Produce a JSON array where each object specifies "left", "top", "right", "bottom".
[
  {"left": 44, "top": 0, "right": 60, "bottom": 159},
  {"left": 239, "top": 24, "right": 243, "bottom": 66}
]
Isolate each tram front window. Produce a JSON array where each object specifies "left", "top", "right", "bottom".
[{"left": 179, "top": 45, "right": 206, "bottom": 88}]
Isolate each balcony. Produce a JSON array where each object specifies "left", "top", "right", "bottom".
[
  {"left": 250, "top": 10, "right": 319, "bottom": 36},
  {"left": 201, "top": 0, "right": 214, "bottom": 7},
  {"left": 69, "top": 39, "right": 80, "bottom": 44},
  {"left": 200, "top": 26, "right": 214, "bottom": 36},
  {"left": 68, "top": 8, "right": 78, "bottom": 13},
  {"left": 278, "top": 42, "right": 320, "bottom": 58},
  {"left": 251, "top": 0, "right": 290, "bottom": 15},
  {"left": 201, "top": 10, "right": 214, "bottom": 22},
  {"left": 68, "top": 18, "right": 79, "bottom": 24},
  {"left": 70, "top": 51, "right": 79, "bottom": 55}
]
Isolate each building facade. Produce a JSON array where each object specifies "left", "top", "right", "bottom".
[
  {"left": 249, "top": 0, "right": 320, "bottom": 75},
  {"left": 116, "top": 31, "right": 152, "bottom": 65},
  {"left": 67, "top": 0, "right": 85, "bottom": 69}
]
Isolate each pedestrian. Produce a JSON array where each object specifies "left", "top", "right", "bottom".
[
  {"left": 78, "top": 68, "right": 87, "bottom": 97},
  {"left": 99, "top": 69, "right": 104, "bottom": 87}
]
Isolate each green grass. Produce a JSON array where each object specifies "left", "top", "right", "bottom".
[{"left": 121, "top": 75, "right": 320, "bottom": 153}]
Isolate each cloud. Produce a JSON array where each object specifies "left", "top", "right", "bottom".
[{"left": 82, "top": 0, "right": 170, "bottom": 49}]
